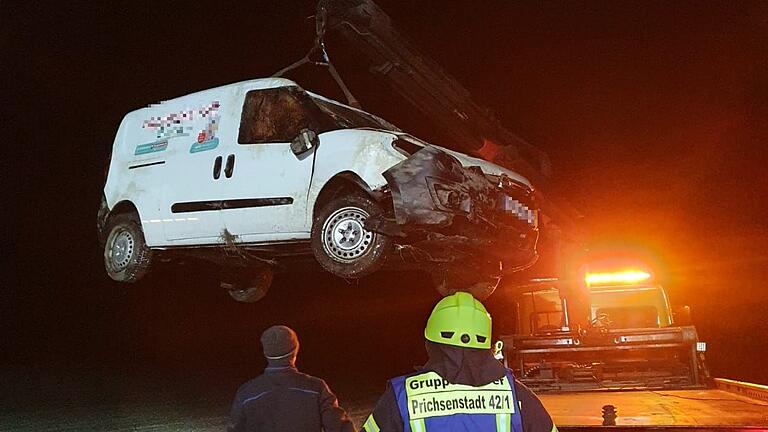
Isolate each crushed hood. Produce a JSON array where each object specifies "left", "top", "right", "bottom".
[{"left": 394, "top": 133, "right": 533, "bottom": 189}]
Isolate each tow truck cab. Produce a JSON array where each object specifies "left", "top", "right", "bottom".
[
  {"left": 496, "top": 273, "right": 707, "bottom": 392},
  {"left": 517, "top": 280, "right": 675, "bottom": 335}
]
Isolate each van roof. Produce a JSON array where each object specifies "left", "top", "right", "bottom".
[{"left": 125, "top": 77, "right": 299, "bottom": 116}]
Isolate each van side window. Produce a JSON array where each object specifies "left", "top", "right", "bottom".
[{"left": 238, "top": 87, "right": 310, "bottom": 144}]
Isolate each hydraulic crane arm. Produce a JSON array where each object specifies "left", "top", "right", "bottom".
[{"left": 319, "top": 0, "right": 553, "bottom": 183}]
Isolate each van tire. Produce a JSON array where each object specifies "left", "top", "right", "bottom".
[
  {"left": 103, "top": 213, "right": 153, "bottom": 283},
  {"left": 311, "top": 194, "right": 391, "bottom": 278}
]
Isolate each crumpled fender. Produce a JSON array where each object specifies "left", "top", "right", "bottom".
[{"left": 383, "top": 146, "right": 500, "bottom": 227}]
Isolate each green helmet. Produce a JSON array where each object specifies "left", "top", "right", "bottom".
[{"left": 425, "top": 292, "right": 492, "bottom": 349}]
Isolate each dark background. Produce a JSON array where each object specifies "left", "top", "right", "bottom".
[{"left": 3, "top": 0, "right": 768, "bottom": 411}]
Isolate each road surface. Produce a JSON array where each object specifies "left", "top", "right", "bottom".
[{"left": 0, "top": 366, "right": 374, "bottom": 431}]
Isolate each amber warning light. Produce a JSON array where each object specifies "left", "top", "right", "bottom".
[{"left": 585, "top": 270, "right": 652, "bottom": 287}]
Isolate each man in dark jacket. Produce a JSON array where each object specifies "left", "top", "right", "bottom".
[
  {"left": 228, "top": 325, "right": 356, "bottom": 432},
  {"left": 361, "top": 292, "right": 557, "bottom": 432}
]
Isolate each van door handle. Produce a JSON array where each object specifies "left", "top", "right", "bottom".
[
  {"left": 224, "top": 154, "right": 235, "bottom": 178},
  {"left": 213, "top": 156, "right": 223, "bottom": 179}
]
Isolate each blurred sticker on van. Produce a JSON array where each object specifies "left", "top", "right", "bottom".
[
  {"left": 135, "top": 140, "right": 168, "bottom": 155},
  {"left": 190, "top": 137, "right": 219, "bottom": 153},
  {"left": 189, "top": 103, "right": 220, "bottom": 153}
]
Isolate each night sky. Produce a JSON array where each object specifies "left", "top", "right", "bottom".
[{"left": 3, "top": 0, "right": 768, "bottom": 401}]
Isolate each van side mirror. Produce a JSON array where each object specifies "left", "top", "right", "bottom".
[
  {"left": 673, "top": 305, "right": 692, "bottom": 326},
  {"left": 290, "top": 128, "right": 319, "bottom": 156}
]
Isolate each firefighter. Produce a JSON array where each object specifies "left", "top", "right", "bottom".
[
  {"left": 362, "top": 292, "right": 557, "bottom": 432},
  {"left": 228, "top": 325, "right": 356, "bottom": 432}
]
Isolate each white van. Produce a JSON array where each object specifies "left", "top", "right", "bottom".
[{"left": 98, "top": 78, "right": 539, "bottom": 301}]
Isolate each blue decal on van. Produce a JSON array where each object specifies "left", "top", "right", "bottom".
[
  {"left": 135, "top": 140, "right": 168, "bottom": 155},
  {"left": 190, "top": 137, "right": 219, "bottom": 153}
]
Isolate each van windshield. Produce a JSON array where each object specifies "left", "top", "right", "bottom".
[{"left": 310, "top": 96, "right": 401, "bottom": 133}]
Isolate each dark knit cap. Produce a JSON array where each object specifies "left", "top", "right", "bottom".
[{"left": 261, "top": 325, "right": 299, "bottom": 359}]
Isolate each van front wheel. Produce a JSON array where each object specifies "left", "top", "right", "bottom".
[
  {"left": 311, "top": 194, "right": 391, "bottom": 278},
  {"left": 103, "top": 213, "right": 153, "bottom": 283}
]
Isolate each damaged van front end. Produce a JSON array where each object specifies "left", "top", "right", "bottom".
[{"left": 367, "top": 145, "right": 539, "bottom": 274}]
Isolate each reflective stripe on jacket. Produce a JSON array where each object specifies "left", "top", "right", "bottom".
[{"left": 387, "top": 369, "right": 524, "bottom": 432}]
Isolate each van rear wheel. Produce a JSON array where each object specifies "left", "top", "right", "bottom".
[{"left": 103, "top": 213, "right": 153, "bottom": 283}]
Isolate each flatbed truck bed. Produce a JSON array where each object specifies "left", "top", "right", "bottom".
[{"left": 538, "top": 379, "right": 768, "bottom": 428}]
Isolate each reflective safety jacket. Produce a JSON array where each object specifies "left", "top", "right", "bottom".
[
  {"left": 362, "top": 368, "right": 556, "bottom": 432},
  {"left": 395, "top": 369, "right": 521, "bottom": 432}
]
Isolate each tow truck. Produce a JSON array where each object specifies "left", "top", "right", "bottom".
[{"left": 491, "top": 270, "right": 768, "bottom": 429}]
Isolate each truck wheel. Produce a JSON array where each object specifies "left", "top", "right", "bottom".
[
  {"left": 103, "top": 213, "right": 153, "bottom": 283},
  {"left": 222, "top": 267, "right": 273, "bottom": 303},
  {"left": 311, "top": 194, "right": 391, "bottom": 278},
  {"left": 431, "top": 267, "right": 501, "bottom": 301}
]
